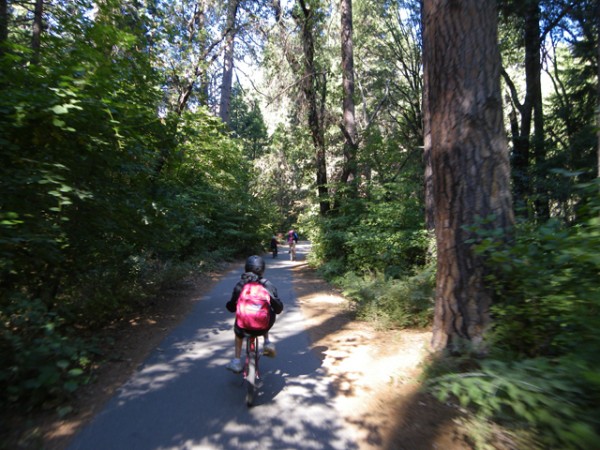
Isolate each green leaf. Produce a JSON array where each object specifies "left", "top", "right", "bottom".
[
  {"left": 56, "top": 360, "right": 70, "bottom": 370},
  {"left": 63, "top": 380, "right": 79, "bottom": 393},
  {"left": 50, "top": 105, "right": 70, "bottom": 114},
  {"left": 68, "top": 368, "right": 84, "bottom": 377}
]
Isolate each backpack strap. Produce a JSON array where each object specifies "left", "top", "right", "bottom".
[{"left": 257, "top": 277, "right": 272, "bottom": 295}]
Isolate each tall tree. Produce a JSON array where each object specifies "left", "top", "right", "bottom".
[
  {"left": 422, "top": 0, "right": 515, "bottom": 352},
  {"left": 175, "top": 0, "right": 211, "bottom": 114},
  {"left": 597, "top": 0, "right": 600, "bottom": 178},
  {"left": 502, "top": 1, "right": 543, "bottom": 215},
  {"left": 501, "top": 0, "right": 576, "bottom": 218},
  {"left": 339, "top": 0, "right": 358, "bottom": 189},
  {"left": 31, "top": 0, "right": 44, "bottom": 64},
  {"left": 0, "top": 0, "right": 7, "bottom": 55},
  {"left": 295, "top": 0, "right": 330, "bottom": 215},
  {"left": 219, "top": 0, "right": 240, "bottom": 124}
]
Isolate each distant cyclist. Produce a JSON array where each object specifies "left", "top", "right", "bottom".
[
  {"left": 225, "top": 255, "right": 284, "bottom": 373},
  {"left": 270, "top": 235, "right": 279, "bottom": 258},
  {"left": 287, "top": 229, "right": 298, "bottom": 261}
]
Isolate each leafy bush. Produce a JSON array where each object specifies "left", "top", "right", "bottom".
[
  {"left": 469, "top": 190, "right": 600, "bottom": 360},
  {"left": 426, "top": 181, "right": 600, "bottom": 449},
  {"left": 428, "top": 357, "right": 600, "bottom": 449},
  {"left": 0, "top": 9, "right": 271, "bottom": 414},
  {"left": 300, "top": 179, "right": 434, "bottom": 329},
  {"left": 334, "top": 263, "right": 435, "bottom": 329},
  {"left": 301, "top": 180, "right": 429, "bottom": 277},
  {"left": 0, "top": 296, "right": 91, "bottom": 412}
]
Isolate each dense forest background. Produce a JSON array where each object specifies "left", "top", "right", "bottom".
[{"left": 1, "top": 0, "right": 599, "bottom": 448}]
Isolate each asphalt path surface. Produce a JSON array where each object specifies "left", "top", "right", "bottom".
[{"left": 67, "top": 242, "right": 358, "bottom": 450}]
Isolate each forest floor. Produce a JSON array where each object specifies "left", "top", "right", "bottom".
[{"left": 4, "top": 259, "right": 475, "bottom": 450}]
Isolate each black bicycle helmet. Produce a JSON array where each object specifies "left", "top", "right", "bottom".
[{"left": 245, "top": 255, "right": 265, "bottom": 276}]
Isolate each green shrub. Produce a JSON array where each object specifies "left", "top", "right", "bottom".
[
  {"left": 426, "top": 182, "right": 600, "bottom": 449},
  {"left": 428, "top": 357, "right": 600, "bottom": 449},
  {"left": 469, "top": 212, "right": 600, "bottom": 360},
  {"left": 335, "top": 264, "right": 435, "bottom": 329},
  {"left": 317, "top": 258, "right": 347, "bottom": 280},
  {"left": 0, "top": 296, "right": 91, "bottom": 412}
]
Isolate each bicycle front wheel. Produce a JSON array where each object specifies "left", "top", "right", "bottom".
[{"left": 245, "top": 351, "right": 256, "bottom": 406}]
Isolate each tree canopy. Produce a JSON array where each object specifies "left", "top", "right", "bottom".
[{"left": 1, "top": 0, "right": 599, "bottom": 446}]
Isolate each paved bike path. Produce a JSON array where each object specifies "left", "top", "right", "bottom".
[{"left": 67, "top": 243, "right": 358, "bottom": 450}]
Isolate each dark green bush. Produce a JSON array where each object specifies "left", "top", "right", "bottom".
[
  {"left": 0, "top": 11, "right": 270, "bottom": 414},
  {"left": 0, "top": 296, "right": 91, "bottom": 412},
  {"left": 301, "top": 179, "right": 433, "bottom": 329},
  {"left": 474, "top": 208, "right": 600, "bottom": 360},
  {"left": 428, "top": 357, "right": 600, "bottom": 449},
  {"left": 335, "top": 263, "right": 435, "bottom": 328},
  {"left": 427, "top": 181, "right": 600, "bottom": 449}
]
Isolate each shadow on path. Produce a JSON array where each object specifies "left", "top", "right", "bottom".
[{"left": 66, "top": 242, "right": 358, "bottom": 450}]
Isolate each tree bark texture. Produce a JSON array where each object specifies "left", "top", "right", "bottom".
[
  {"left": 219, "top": 0, "right": 240, "bottom": 124},
  {"left": 423, "top": 41, "right": 434, "bottom": 231},
  {"left": 297, "top": 0, "right": 329, "bottom": 215},
  {"left": 340, "top": 0, "right": 358, "bottom": 187},
  {"left": 31, "top": 0, "right": 44, "bottom": 64},
  {"left": 422, "top": 0, "right": 515, "bottom": 352},
  {"left": 0, "top": 0, "right": 7, "bottom": 55},
  {"left": 524, "top": 0, "right": 547, "bottom": 220},
  {"left": 503, "top": 0, "right": 546, "bottom": 218},
  {"left": 597, "top": 0, "right": 600, "bottom": 178}
]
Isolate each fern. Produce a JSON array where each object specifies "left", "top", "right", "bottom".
[{"left": 428, "top": 358, "right": 600, "bottom": 449}]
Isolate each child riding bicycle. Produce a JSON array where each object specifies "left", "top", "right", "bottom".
[
  {"left": 287, "top": 229, "right": 298, "bottom": 261},
  {"left": 225, "top": 255, "right": 284, "bottom": 373}
]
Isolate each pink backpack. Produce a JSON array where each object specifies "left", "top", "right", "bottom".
[{"left": 236, "top": 282, "right": 271, "bottom": 330}]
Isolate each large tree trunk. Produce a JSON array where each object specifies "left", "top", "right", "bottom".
[
  {"left": 339, "top": 0, "right": 358, "bottom": 189},
  {"left": 525, "top": 0, "right": 548, "bottom": 220},
  {"left": 422, "top": 0, "right": 515, "bottom": 353},
  {"left": 297, "top": 0, "right": 329, "bottom": 215},
  {"left": 502, "top": 0, "right": 546, "bottom": 219},
  {"left": 31, "top": 0, "right": 44, "bottom": 64},
  {"left": 423, "top": 53, "right": 434, "bottom": 231},
  {"left": 422, "top": 2, "right": 434, "bottom": 231},
  {"left": 597, "top": 0, "right": 600, "bottom": 178},
  {"left": 219, "top": 0, "right": 240, "bottom": 124},
  {"left": 0, "top": 0, "right": 8, "bottom": 56}
]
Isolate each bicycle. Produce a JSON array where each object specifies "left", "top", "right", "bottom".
[{"left": 242, "top": 331, "right": 263, "bottom": 407}]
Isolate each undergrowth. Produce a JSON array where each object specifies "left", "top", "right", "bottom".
[
  {"left": 426, "top": 356, "right": 600, "bottom": 449},
  {"left": 424, "top": 181, "right": 600, "bottom": 450},
  {"left": 0, "top": 253, "right": 229, "bottom": 416},
  {"left": 328, "top": 265, "right": 435, "bottom": 329}
]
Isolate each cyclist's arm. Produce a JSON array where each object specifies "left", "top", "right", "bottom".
[
  {"left": 226, "top": 282, "right": 243, "bottom": 312},
  {"left": 263, "top": 279, "right": 283, "bottom": 314}
]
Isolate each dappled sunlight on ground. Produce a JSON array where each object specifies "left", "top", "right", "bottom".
[
  {"left": 292, "top": 263, "right": 471, "bottom": 450},
  {"left": 6, "top": 247, "right": 472, "bottom": 450}
]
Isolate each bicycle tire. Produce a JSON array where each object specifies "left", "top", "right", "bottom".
[{"left": 246, "top": 350, "right": 256, "bottom": 406}]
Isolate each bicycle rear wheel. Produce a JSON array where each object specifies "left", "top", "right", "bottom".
[{"left": 245, "top": 351, "right": 256, "bottom": 406}]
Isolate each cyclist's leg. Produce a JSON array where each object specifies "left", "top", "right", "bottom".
[
  {"left": 234, "top": 335, "right": 243, "bottom": 358},
  {"left": 233, "top": 321, "right": 245, "bottom": 358},
  {"left": 226, "top": 322, "right": 245, "bottom": 372},
  {"left": 262, "top": 314, "right": 277, "bottom": 357}
]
